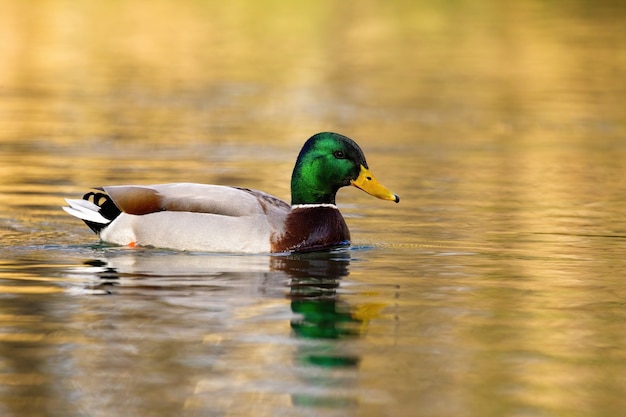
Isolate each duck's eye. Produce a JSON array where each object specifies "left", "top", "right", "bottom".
[{"left": 333, "top": 150, "right": 345, "bottom": 159}]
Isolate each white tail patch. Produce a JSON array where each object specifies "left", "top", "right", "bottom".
[{"left": 63, "top": 198, "right": 111, "bottom": 224}]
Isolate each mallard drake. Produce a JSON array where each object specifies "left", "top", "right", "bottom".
[{"left": 63, "top": 132, "right": 399, "bottom": 253}]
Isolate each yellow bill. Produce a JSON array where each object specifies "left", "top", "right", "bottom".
[{"left": 350, "top": 165, "right": 399, "bottom": 203}]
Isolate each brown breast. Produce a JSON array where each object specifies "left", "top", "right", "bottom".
[{"left": 271, "top": 206, "right": 351, "bottom": 253}]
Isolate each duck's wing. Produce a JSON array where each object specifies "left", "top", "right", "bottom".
[{"left": 103, "top": 183, "right": 291, "bottom": 217}]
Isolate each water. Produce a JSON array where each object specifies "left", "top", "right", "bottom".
[{"left": 1, "top": 1, "right": 625, "bottom": 416}]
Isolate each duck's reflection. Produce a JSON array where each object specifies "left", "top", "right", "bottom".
[
  {"left": 277, "top": 251, "right": 364, "bottom": 409},
  {"left": 75, "top": 248, "right": 378, "bottom": 410},
  {"left": 277, "top": 251, "right": 363, "bottom": 349}
]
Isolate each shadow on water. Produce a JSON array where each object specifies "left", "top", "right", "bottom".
[{"left": 60, "top": 247, "right": 378, "bottom": 412}]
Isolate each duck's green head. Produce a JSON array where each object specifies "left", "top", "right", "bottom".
[{"left": 290, "top": 132, "right": 399, "bottom": 205}]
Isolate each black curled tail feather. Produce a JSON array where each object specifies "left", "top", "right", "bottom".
[{"left": 82, "top": 188, "right": 122, "bottom": 233}]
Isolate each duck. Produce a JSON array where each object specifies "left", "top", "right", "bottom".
[{"left": 63, "top": 132, "right": 399, "bottom": 253}]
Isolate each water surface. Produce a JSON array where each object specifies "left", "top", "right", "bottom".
[{"left": 1, "top": 1, "right": 625, "bottom": 416}]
